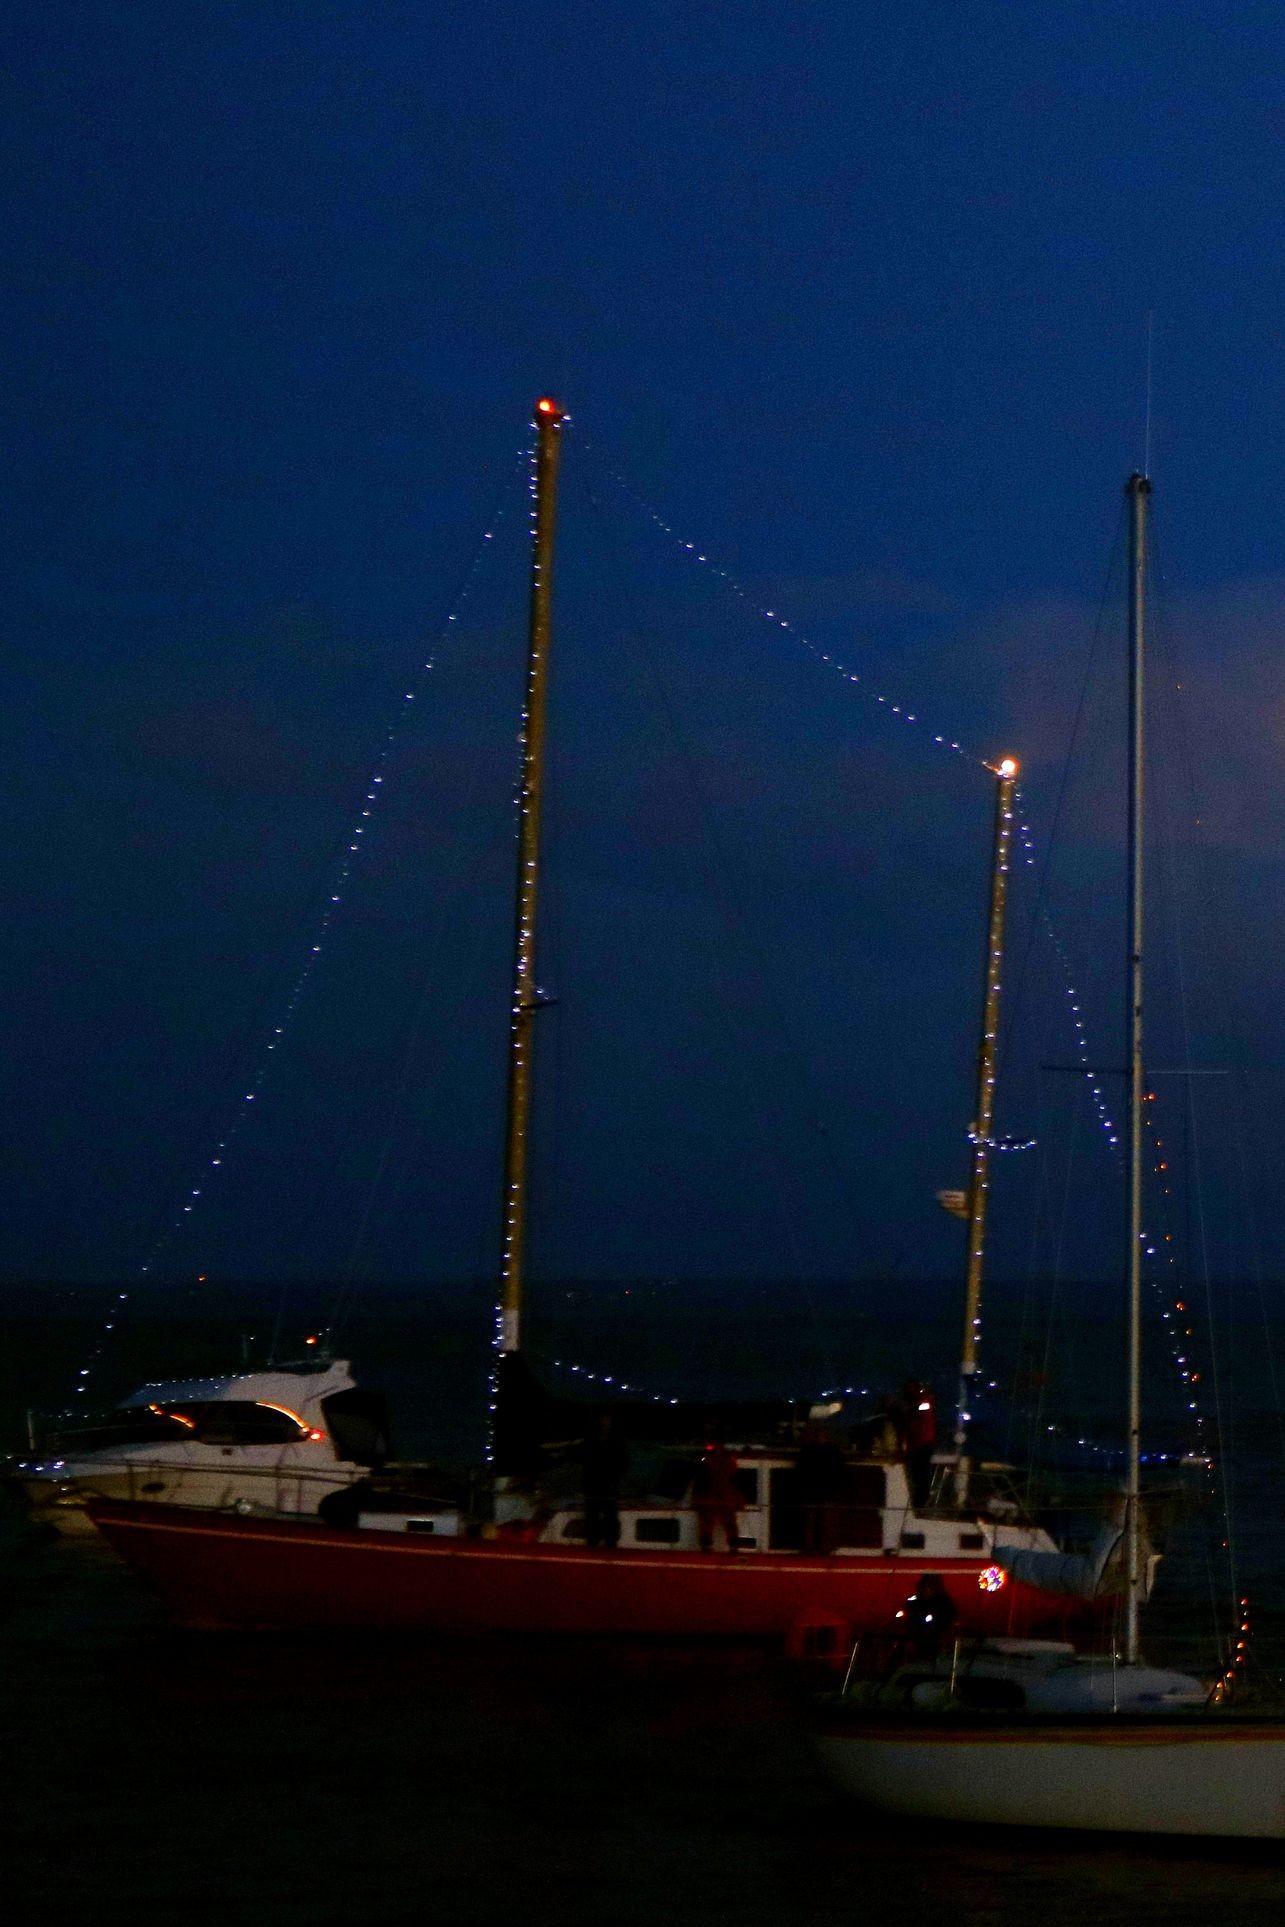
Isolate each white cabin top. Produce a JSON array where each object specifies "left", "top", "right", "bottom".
[{"left": 118, "top": 1359, "right": 356, "bottom": 1419}]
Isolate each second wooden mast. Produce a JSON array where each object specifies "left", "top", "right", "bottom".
[
  {"left": 499, "top": 397, "right": 564, "bottom": 1358},
  {"left": 953, "top": 753, "right": 1019, "bottom": 1495}
]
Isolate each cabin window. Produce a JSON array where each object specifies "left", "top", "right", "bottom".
[
  {"left": 192, "top": 1402, "right": 308, "bottom": 1446},
  {"left": 56, "top": 1410, "right": 193, "bottom": 1451},
  {"left": 900, "top": 1530, "right": 926, "bottom": 1550},
  {"left": 733, "top": 1467, "right": 760, "bottom": 1506},
  {"left": 768, "top": 1466, "right": 804, "bottom": 1550},
  {"left": 634, "top": 1517, "right": 681, "bottom": 1544},
  {"left": 320, "top": 1388, "right": 390, "bottom": 1466},
  {"left": 848, "top": 1465, "right": 886, "bottom": 1508},
  {"left": 958, "top": 1531, "right": 985, "bottom": 1551}
]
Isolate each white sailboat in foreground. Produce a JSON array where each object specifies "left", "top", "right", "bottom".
[{"left": 813, "top": 474, "right": 1285, "bottom": 1840}]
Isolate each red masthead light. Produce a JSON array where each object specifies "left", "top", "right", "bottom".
[{"left": 536, "top": 397, "right": 560, "bottom": 417}]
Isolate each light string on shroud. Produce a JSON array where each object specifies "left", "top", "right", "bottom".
[
  {"left": 486, "top": 433, "right": 1207, "bottom": 1466},
  {"left": 1211, "top": 1597, "right": 1254, "bottom": 1702},
  {"left": 585, "top": 446, "right": 987, "bottom": 770},
  {"left": 488, "top": 432, "right": 987, "bottom": 1440},
  {"left": 534, "top": 800, "right": 1212, "bottom": 1463},
  {"left": 540, "top": 1352, "right": 1191, "bottom": 1463},
  {"left": 551, "top": 1358, "right": 680, "bottom": 1405},
  {"left": 593, "top": 449, "right": 1206, "bottom": 1423},
  {"left": 969, "top": 1131, "right": 1037, "bottom": 1154},
  {"left": 552, "top": 1355, "right": 877, "bottom": 1409},
  {"left": 68, "top": 454, "right": 527, "bottom": 1409},
  {"left": 1013, "top": 804, "right": 1212, "bottom": 1471}
]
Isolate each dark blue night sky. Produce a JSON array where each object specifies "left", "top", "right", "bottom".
[{"left": 4, "top": 4, "right": 1284, "bottom": 1318}]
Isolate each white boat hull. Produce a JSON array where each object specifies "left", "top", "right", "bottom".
[
  {"left": 20, "top": 1461, "right": 357, "bottom": 1532},
  {"left": 815, "top": 1719, "right": 1285, "bottom": 1838}
]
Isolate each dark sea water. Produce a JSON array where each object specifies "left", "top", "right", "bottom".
[{"left": 3, "top": 1290, "right": 1284, "bottom": 1922}]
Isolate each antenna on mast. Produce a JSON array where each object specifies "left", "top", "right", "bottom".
[{"left": 1143, "top": 311, "right": 1155, "bottom": 479}]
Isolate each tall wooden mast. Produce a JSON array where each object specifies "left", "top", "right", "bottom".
[
  {"left": 498, "top": 397, "right": 564, "bottom": 1357},
  {"left": 953, "top": 754, "right": 1019, "bottom": 1498},
  {"left": 1124, "top": 469, "right": 1150, "bottom": 1663}
]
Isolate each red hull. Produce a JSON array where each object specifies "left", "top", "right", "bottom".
[{"left": 90, "top": 1500, "right": 1090, "bottom": 1642}]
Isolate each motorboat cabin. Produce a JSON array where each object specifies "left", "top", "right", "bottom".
[{"left": 15, "top": 1358, "right": 386, "bottom": 1530}]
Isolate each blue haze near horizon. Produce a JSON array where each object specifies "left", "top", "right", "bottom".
[{"left": 3, "top": 5, "right": 1285, "bottom": 1364}]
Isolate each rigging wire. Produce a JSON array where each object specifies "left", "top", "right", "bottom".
[
  {"left": 322, "top": 805, "right": 520, "bottom": 1349},
  {"left": 574, "top": 457, "right": 848, "bottom": 1388},
  {"left": 998, "top": 501, "right": 1125, "bottom": 1064},
  {"left": 1146, "top": 535, "right": 1268, "bottom": 1654},
  {"left": 67, "top": 448, "right": 528, "bottom": 1405},
  {"left": 581, "top": 440, "right": 988, "bottom": 769},
  {"left": 1148, "top": 535, "right": 1284, "bottom": 1445},
  {"left": 579, "top": 441, "right": 1212, "bottom": 1440}
]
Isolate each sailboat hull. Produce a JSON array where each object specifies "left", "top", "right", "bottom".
[
  {"left": 813, "top": 1716, "right": 1285, "bottom": 1839},
  {"left": 88, "top": 1499, "right": 1086, "bottom": 1641}
]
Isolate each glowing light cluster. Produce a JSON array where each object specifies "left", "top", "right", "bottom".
[
  {"left": 967, "top": 1130, "right": 1037, "bottom": 1154},
  {"left": 1212, "top": 1598, "right": 1253, "bottom": 1701},
  {"left": 551, "top": 1358, "right": 680, "bottom": 1405}
]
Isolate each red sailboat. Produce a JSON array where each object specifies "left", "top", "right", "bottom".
[{"left": 91, "top": 398, "right": 1121, "bottom": 1644}]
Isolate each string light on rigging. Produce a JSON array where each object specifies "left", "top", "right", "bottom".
[
  {"left": 67, "top": 447, "right": 528, "bottom": 1406},
  {"left": 594, "top": 449, "right": 1212, "bottom": 1453},
  {"left": 588, "top": 447, "right": 986, "bottom": 768}
]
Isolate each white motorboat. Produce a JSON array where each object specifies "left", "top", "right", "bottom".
[{"left": 15, "top": 1356, "right": 386, "bottom": 1531}]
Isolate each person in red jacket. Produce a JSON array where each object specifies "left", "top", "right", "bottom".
[{"left": 692, "top": 1441, "right": 742, "bottom": 1553}]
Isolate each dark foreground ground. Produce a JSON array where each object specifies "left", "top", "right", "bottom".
[{"left": 4, "top": 1523, "right": 1284, "bottom": 1927}]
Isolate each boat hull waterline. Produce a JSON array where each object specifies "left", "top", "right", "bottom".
[
  {"left": 89, "top": 1500, "right": 1083, "bottom": 1640},
  {"left": 813, "top": 1716, "right": 1285, "bottom": 1839}
]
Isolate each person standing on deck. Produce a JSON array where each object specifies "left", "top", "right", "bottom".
[
  {"left": 796, "top": 1425, "right": 848, "bottom": 1552},
  {"left": 582, "top": 1412, "right": 628, "bottom": 1549},
  {"left": 692, "top": 1441, "right": 741, "bottom": 1553},
  {"left": 893, "top": 1572, "right": 958, "bottom": 1661},
  {"left": 902, "top": 1380, "right": 937, "bottom": 1510}
]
